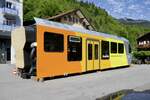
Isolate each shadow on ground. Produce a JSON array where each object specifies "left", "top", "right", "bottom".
[{"left": 96, "top": 89, "right": 150, "bottom": 100}]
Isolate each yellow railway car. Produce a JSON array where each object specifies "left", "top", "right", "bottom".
[{"left": 12, "top": 18, "right": 132, "bottom": 80}]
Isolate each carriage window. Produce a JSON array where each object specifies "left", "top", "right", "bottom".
[
  {"left": 88, "top": 44, "right": 92, "bottom": 60},
  {"left": 101, "top": 41, "right": 109, "bottom": 59},
  {"left": 44, "top": 32, "right": 64, "bottom": 52},
  {"left": 67, "top": 36, "right": 82, "bottom": 61},
  {"left": 129, "top": 44, "right": 132, "bottom": 53},
  {"left": 111, "top": 42, "right": 117, "bottom": 53},
  {"left": 118, "top": 43, "right": 124, "bottom": 53},
  {"left": 95, "top": 44, "right": 98, "bottom": 60}
]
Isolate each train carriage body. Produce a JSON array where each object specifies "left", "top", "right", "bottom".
[{"left": 12, "top": 18, "right": 131, "bottom": 80}]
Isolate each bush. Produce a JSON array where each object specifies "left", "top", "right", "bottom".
[{"left": 133, "top": 51, "right": 150, "bottom": 59}]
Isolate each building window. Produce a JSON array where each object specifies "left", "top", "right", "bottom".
[
  {"left": 111, "top": 42, "right": 117, "bottom": 53},
  {"left": 73, "top": 17, "right": 75, "bottom": 23},
  {"left": 68, "top": 15, "right": 71, "bottom": 22},
  {"left": 44, "top": 32, "right": 64, "bottom": 52},
  {"left": 85, "top": 25, "right": 89, "bottom": 29},
  {"left": 82, "top": 22, "right": 86, "bottom": 27},
  {"left": 3, "top": 18, "right": 16, "bottom": 26},
  {"left": 68, "top": 15, "right": 74, "bottom": 22},
  {"left": 94, "top": 44, "right": 99, "bottom": 60},
  {"left": 64, "top": 16, "right": 67, "bottom": 21},
  {"left": 101, "top": 41, "right": 109, "bottom": 59},
  {"left": 6, "top": 2, "right": 12, "bottom": 9},
  {"left": 67, "top": 36, "right": 82, "bottom": 61},
  {"left": 88, "top": 44, "right": 92, "bottom": 60},
  {"left": 75, "top": 18, "right": 79, "bottom": 23},
  {"left": 118, "top": 43, "right": 124, "bottom": 53}
]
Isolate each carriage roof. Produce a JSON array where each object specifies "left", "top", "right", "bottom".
[{"left": 26, "top": 17, "right": 129, "bottom": 43}]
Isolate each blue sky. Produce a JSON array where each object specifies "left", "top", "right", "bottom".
[{"left": 79, "top": 0, "right": 150, "bottom": 21}]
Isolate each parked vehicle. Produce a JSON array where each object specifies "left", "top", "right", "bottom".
[{"left": 12, "top": 18, "right": 131, "bottom": 81}]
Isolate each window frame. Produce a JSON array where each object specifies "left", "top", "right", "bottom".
[
  {"left": 67, "top": 35, "right": 82, "bottom": 61},
  {"left": 118, "top": 43, "right": 124, "bottom": 54},
  {"left": 44, "top": 32, "right": 64, "bottom": 52},
  {"left": 111, "top": 42, "right": 117, "bottom": 53},
  {"left": 101, "top": 40, "right": 110, "bottom": 59}
]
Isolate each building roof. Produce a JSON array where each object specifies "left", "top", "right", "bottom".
[
  {"left": 45, "top": 9, "right": 95, "bottom": 31},
  {"left": 46, "top": 9, "right": 77, "bottom": 20},
  {"left": 137, "top": 32, "right": 150, "bottom": 41}
]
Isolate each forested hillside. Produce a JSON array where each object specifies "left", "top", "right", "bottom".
[
  {"left": 119, "top": 18, "right": 150, "bottom": 28},
  {"left": 24, "top": 0, "right": 150, "bottom": 50}
]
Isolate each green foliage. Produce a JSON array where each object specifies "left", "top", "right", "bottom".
[
  {"left": 133, "top": 51, "right": 150, "bottom": 58},
  {"left": 24, "top": 0, "right": 150, "bottom": 50}
]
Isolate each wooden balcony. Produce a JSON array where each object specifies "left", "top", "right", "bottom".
[{"left": 137, "top": 44, "right": 150, "bottom": 49}]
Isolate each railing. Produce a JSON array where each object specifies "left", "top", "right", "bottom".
[
  {"left": 137, "top": 44, "right": 150, "bottom": 48},
  {"left": 0, "top": 8, "right": 3, "bottom": 13},
  {"left": 6, "top": 0, "right": 20, "bottom": 2},
  {"left": 6, "top": 0, "right": 21, "bottom": 3},
  {"left": 0, "top": 7, "right": 18, "bottom": 16},
  {"left": 0, "top": 24, "right": 15, "bottom": 32}
]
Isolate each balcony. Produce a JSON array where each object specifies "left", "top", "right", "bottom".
[
  {"left": 0, "top": 24, "right": 15, "bottom": 32},
  {"left": 3, "top": 7, "right": 18, "bottom": 16},
  {"left": 0, "top": 8, "right": 3, "bottom": 13},
  {"left": 6, "top": 0, "right": 20, "bottom": 2},
  {"left": 137, "top": 44, "right": 150, "bottom": 49},
  {"left": 0, "top": 7, "right": 18, "bottom": 16}
]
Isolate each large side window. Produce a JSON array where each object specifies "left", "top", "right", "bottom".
[
  {"left": 129, "top": 44, "right": 132, "bottom": 53},
  {"left": 111, "top": 42, "right": 117, "bottom": 53},
  {"left": 101, "top": 41, "right": 109, "bottom": 59},
  {"left": 118, "top": 43, "right": 124, "bottom": 53},
  {"left": 44, "top": 32, "right": 64, "bottom": 52},
  {"left": 67, "top": 36, "right": 82, "bottom": 61}
]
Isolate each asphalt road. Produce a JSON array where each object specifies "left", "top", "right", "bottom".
[{"left": 0, "top": 64, "right": 150, "bottom": 100}]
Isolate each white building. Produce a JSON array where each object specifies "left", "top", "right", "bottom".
[{"left": 0, "top": 0, "right": 23, "bottom": 63}]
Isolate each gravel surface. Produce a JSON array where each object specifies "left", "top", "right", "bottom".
[{"left": 0, "top": 64, "right": 150, "bottom": 100}]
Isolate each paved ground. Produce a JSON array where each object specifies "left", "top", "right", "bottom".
[{"left": 0, "top": 64, "right": 150, "bottom": 100}]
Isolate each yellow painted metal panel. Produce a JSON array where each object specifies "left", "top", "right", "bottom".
[
  {"left": 75, "top": 31, "right": 129, "bottom": 71},
  {"left": 109, "top": 38, "right": 128, "bottom": 68},
  {"left": 81, "top": 37, "right": 86, "bottom": 72}
]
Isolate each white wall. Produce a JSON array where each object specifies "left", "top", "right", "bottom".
[
  {"left": 11, "top": 0, "right": 23, "bottom": 64},
  {"left": 11, "top": 46, "right": 16, "bottom": 64}
]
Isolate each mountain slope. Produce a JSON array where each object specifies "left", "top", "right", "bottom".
[{"left": 118, "top": 18, "right": 150, "bottom": 28}]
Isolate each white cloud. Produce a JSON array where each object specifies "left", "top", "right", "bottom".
[
  {"left": 84, "top": 0, "right": 150, "bottom": 20},
  {"left": 106, "top": 0, "right": 124, "bottom": 13},
  {"left": 128, "top": 4, "right": 139, "bottom": 10},
  {"left": 139, "top": 14, "right": 144, "bottom": 18},
  {"left": 144, "top": 0, "right": 150, "bottom": 5},
  {"left": 107, "top": 0, "right": 118, "bottom": 5}
]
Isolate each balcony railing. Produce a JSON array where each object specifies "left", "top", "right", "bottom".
[
  {"left": 0, "top": 24, "right": 15, "bottom": 32},
  {"left": 137, "top": 44, "right": 150, "bottom": 49},
  {"left": 0, "top": 8, "right": 3, "bottom": 13},
  {"left": 6, "top": 0, "right": 20, "bottom": 3},
  {"left": 0, "top": 7, "right": 18, "bottom": 16}
]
